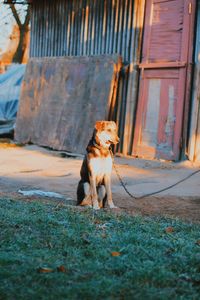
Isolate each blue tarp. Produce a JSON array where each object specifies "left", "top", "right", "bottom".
[{"left": 0, "top": 64, "right": 26, "bottom": 135}]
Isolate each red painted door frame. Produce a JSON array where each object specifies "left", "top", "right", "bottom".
[{"left": 133, "top": 0, "right": 196, "bottom": 161}]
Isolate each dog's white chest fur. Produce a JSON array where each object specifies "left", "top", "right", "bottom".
[{"left": 89, "top": 156, "right": 112, "bottom": 184}]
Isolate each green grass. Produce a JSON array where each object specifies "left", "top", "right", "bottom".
[{"left": 0, "top": 198, "right": 200, "bottom": 300}]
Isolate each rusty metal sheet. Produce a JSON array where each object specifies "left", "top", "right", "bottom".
[{"left": 15, "top": 55, "right": 121, "bottom": 154}]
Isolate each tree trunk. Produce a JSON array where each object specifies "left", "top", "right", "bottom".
[
  {"left": 9, "top": 4, "right": 30, "bottom": 64},
  {"left": 12, "top": 25, "right": 29, "bottom": 63}
]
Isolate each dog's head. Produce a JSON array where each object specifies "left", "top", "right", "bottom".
[{"left": 94, "top": 121, "right": 120, "bottom": 148}]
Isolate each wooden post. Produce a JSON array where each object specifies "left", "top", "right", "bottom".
[
  {"left": 188, "top": 63, "right": 200, "bottom": 161},
  {"left": 122, "top": 0, "right": 145, "bottom": 155}
]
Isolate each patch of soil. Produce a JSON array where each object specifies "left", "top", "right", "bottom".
[
  {"left": 114, "top": 195, "right": 200, "bottom": 222},
  {"left": 1, "top": 190, "right": 199, "bottom": 223}
]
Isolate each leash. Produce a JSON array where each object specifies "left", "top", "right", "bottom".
[
  {"left": 113, "top": 160, "right": 200, "bottom": 200},
  {"left": 85, "top": 144, "right": 200, "bottom": 199}
]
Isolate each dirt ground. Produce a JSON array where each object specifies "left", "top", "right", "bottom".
[{"left": 0, "top": 141, "right": 200, "bottom": 222}]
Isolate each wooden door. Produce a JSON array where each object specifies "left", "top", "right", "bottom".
[{"left": 133, "top": 0, "right": 196, "bottom": 160}]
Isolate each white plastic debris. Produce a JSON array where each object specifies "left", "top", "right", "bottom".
[{"left": 18, "top": 189, "right": 65, "bottom": 199}]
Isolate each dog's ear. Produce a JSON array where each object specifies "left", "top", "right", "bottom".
[{"left": 95, "top": 121, "right": 103, "bottom": 131}]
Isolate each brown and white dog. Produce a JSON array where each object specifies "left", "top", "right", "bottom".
[{"left": 77, "top": 121, "right": 119, "bottom": 210}]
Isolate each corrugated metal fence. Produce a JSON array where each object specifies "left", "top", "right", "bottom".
[
  {"left": 31, "top": 0, "right": 134, "bottom": 60},
  {"left": 30, "top": 0, "right": 145, "bottom": 154}
]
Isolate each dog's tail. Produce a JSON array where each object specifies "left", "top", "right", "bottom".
[{"left": 76, "top": 180, "right": 85, "bottom": 205}]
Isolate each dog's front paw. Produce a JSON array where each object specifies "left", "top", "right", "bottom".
[
  {"left": 108, "top": 203, "right": 118, "bottom": 209},
  {"left": 92, "top": 199, "right": 100, "bottom": 210},
  {"left": 93, "top": 203, "right": 100, "bottom": 210}
]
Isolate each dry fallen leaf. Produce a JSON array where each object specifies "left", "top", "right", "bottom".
[
  {"left": 101, "top": 233, "right": 107, "bottom": 238},
  {"left": 94, "top": 220, "right": 101, "bottom": 224},
  {"left": 57, "top": 265, "right": 67, "bottom": 273},
  {"left": 165, "top": 227, "right": 174, "bottom": 233},
  {"left": 111, "top": 251, "right": 121, "bottom": 257},
  {"left": 37, "top": 267, "right": 54, "bottom": 273}
]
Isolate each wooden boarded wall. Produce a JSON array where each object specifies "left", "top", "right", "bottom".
[{"left": 15, "top": 55, "right": 121, "bottom": 154}]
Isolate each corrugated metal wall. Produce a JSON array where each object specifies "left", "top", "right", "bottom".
[
  {"left": 31, "top": 0, "right": 134, "bottom": 60},
  {"left": 30, "top": 0, "right": 145, "bottom": 154}
]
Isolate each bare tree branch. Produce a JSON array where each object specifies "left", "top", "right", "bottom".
[
  {"left": 9, "top": 4, "right": 21, "bottom": 27},
  {"left": 7, "top": 3, "right": 30, "bottom": 64},
  {"left": 24, "top": 5, "right": 30, "bottom": 27}
]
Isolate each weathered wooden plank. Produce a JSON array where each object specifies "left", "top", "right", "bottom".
[
  {"left": 181, "top": 0, "right": 197, "bottom": 159},
  {"left": 188, "top": 64, "right": 200, "bottom": 161},
  {"left": 188, "top": 0, "right": 200, "bottom": 162},
  {"left": 15, "top": 55, "right": 122, "bottom": 154},
  {"left": 194, "top": 111, "right": 200, "bottom": 161},
  {"left": 123, "top": 0, "right": 145, "bottom": 155}
]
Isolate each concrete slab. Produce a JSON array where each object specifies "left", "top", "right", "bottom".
[{"left": 0, "top": 142, "right": 200, "bottom": 222}]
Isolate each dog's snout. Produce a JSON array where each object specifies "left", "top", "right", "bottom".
[{"left": 113, "top": 135, "right": 120, "bottom": 144}]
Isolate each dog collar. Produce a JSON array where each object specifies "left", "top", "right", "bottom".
[
  {"left": 86, "top": 141, "right": 114, "bottom": 160},
  {"left": 93, "top": 141, "right": 114, "bottom": 157},
  {"left": 92, "top": 141, "right": 113, "bottom": 151},
  {"left": 92, "top": 141, "right": 103, "bottom": 150}
]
